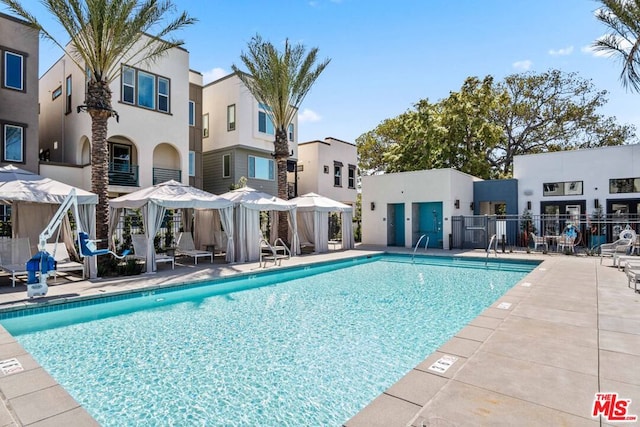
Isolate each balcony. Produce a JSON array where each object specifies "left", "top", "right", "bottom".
[
  {"left": 153, "top": 167, "right": 181, "bottom": 185},
  {"left": 109, "top": 162, "right": 139, "bottom": 187}
]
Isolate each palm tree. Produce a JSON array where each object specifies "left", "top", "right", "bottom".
[
  {"left": 0, "top": 0, "right": 195, "bottom": 242},
  {"left": 593, "top": 0, "right": 640, "bottom": 92},
  {"left": 232, "top": 35, "right": 330, "bottom": 241}
]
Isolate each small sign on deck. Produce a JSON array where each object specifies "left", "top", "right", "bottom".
[
  {"left": 0, "top": 358, "right": 23, "bottom": 375},
  {"left": 427, "top": 355, "right": 458, "bottom": 374},
  {"left": 496, "top": 302, "right": 512, "bottom": 310}
]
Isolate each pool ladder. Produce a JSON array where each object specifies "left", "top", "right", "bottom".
[
  {"left": 412, "top": 234, "right": 429, "bottom": 261},
  {"left": 486, "top": 234, "right": 498, "bottom": 265}
]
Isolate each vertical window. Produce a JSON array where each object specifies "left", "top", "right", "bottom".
[
  {"left": 137, "top": 71, "right": 155, "bottom": 109},
  {"left": 227, "top": 104, "right": 236, "bottom": 131},
  {"left": 248, "top": 155, "right": 274, "bottom": 180},
  {"left": 188, "top": 151, "right": 195, "bottom": 177},
  {"left": 334, "top": 162, "right": 342, "bottom": 187},
  {"left": 188, "top": 100, "right": 195, "bottom": 126},
  {"left": 288, "top": 123, "right": 294, "bottom": 142},
  {"left": 51, "top": 86, "right": 62, "bottom": 100},
  {"left": 258, "top": 103, "right": 274, "bottom": 135},
  {"left": 4, "top": 51, "right": 24, "bottom": 90},
  {"left": 222, "top": 154, "right": 230, "bottom": 178},
  {"left": 203, "top": 113, "right": 209, "bottom": 138},
  {"left": 348, "top": 164, "right": 356, "bottom": 189},
  {"left": 158, "top": 77, "right": 169, "bottom": 113},
  {"left": 65, "top": 75, "right": 72, "bottom": 114},
  {"left": 3, "top": 124, "right": 24, "bottom": 162},
  {"left": 122, "top": 67, "right": 135, "bottom": 104}
]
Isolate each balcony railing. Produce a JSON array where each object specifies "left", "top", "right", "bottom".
[
  {"left": 153, "top": 167, "right": 181, "bottom": 185},
  {"left": 108, "top": 163, "right": 139, "bottom": 187}
]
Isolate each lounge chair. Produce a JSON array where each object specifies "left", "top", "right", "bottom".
[
  {"left": 600, "top": 238, "right": 633, "bottom": 265},
  {"left": 0, "top": 237, "right": 31, "bottom": 286},
  {"left": 176, "top": 232, "right": 213, "bottom": 264},
  {"left": 129, "top": 235, "right": 174, "bottom": 269},
  {"left": 623, "top": 261, "right": 640, "bottom": 292},
  {"left": 44, "top": 243, "right": 85, "bottom": 280}
]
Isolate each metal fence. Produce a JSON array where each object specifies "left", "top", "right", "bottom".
[{"left": 451, "top": 213, "right": 640, "bottom": 251}]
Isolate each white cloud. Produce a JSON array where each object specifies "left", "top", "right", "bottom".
[
  {"left": 202, "top": 67, "right": 228, "bottom": 84},
  {"left": 583, "top": 35, "right": 634, "bottom": 57},
  {"left": 512, "top": 60, "right": 532, "bottom": 71},
  {"left": 548, "top": 46, "right": 574, "bottom": 56},
  {"left": 298, "top": 108, "right": 322, "bottom": 123}
]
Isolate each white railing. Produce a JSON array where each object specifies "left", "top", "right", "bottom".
[
  {"left": 412, "top": 234, "right": 429, "bottom": 261},
  {"left": 486, "top": 234, "right": 498, "bottom": 265}
]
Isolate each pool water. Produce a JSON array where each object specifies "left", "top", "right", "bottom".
[{"left": 1, "top": 255, "right": 535, "bottom": 426}]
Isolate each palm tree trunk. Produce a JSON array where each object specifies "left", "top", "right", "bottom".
[
  {"left": 274, "top": 129, "right": 290, "bottom": 243},
  {"left": 87, "top": 80, "right": 113, "bottom": 245}
]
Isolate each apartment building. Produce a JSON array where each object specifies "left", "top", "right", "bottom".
[
  {"left": 0, "top": 12, "right": 39, "bottom": 174},
  {"left": 38, "top": 36, "right": 194, "bottom": 194},
  {"left": 296, "top": 137, "right": 358, "bottom": 207},
  {"left": 201, "top": 72, "right": 298, "bottom": 196}
]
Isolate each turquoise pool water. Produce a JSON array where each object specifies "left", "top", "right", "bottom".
[{"left": 1, "top": 255, "right": 536, "bottom": 426}]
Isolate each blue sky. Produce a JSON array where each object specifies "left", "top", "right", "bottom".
[{"left": 18, "top": 0, "right": 640, "bottom": 145}]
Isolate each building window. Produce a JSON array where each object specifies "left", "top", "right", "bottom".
[
  {"left": 288, "top": 123, "right": 294, "bottom": 142},
  {"left": 203, "top": 113, "right": 209, "bottom": 138},
  {"left": 297, "top": 164, "right": 304, "bottom": 172},
  {"left": 222, "top": 154, "right": 231, "bottom": 178},
  {"left": 227, "top": 104, "right": 236, "bottom": 131},
  {"left": 65, "top": 75, "right": 72, "bottom": 114},
  {"left": 188, "top": 100, "right": 195, "bottom": 126},
  {"left": 334, "top": 162, "right": 343, "bottom": 187},
  {"left": 3, "top": 124, "right": 24, "bottom": 162},
  {"left": 3, "top": 51, "right": 24, "bottom": 91},
  {"left": 248, "top": 155, "right": 274, "bottom": 180},
  {"left": 610, "top": 178, "right": 640, "bottom": 194},
  {"left": 542, "top": 181, "right": 583, "bottom": 196},
  {"left": 51, "top": 86, "right": 62, "bottom": 100},
  {"left": 121, "top": 66, "right": 170, "bottom": 113},
  {"left": 348, "top": 164, "right": 356, "bottom": 189},
  {"left": 323, "top": 165, "right": 329, "bottom": 174},
  {"left": 258, "top": 103, "right": 274, "bottom": 135},
  {"left": 188, "top": 151, "right": 195, "bottom": 177}
]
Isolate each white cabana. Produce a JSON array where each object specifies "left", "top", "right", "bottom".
[
  {"left": 109, "top": 180, "right": 234, "bottom": 272},
  {"left": 0, "top": 165, "right": 99, "bottom": 277},
  {"left": 289, "top": 192, "right": 355, "bottom": 253},
  {"left": 218, "top": 187, "right": 298, "bottom": 262}
]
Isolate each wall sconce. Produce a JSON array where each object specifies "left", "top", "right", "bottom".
[
  {"left": 594, "top": 199, "right": 600, "bottom": 209},
  {"left": 454, "top": 199, "right": 460, "bottom": 209},
  {"left": 370, "top": 202, "right": 375, "bottom": 211},
  {"left": 470, "top": 202, "right": 474, "bottom": 210},
  {"left": 527, "top": 201, "right": 532, "bottom": 210}
]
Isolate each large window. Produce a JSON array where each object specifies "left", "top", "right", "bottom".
[
  {"left": 188, "top": 100, "right": 195, "bottom": 126},
  {"left": 258, "top": 103, "right": 274, "bottom": 135},
  {"left": 121, "top": 66, "right": 170, "bottom": 113},
  {"left": 3, "top": 124, "right": 24, "bottom": 162},
  {"left": 227, "top": 105, "right": 236, "bottom": 131},
  {"left": 348, "top": 164, "right": 356, "bottom": 189},
  {"left": 65, "top": 75, "right": 72, "bottom": 114},
  {"left": 203, "top": 113, "right": 209, "bottom": 138},
  {"left": 542, "top": 181, "right": 583, "bottom": 196},
  {"left": 3, "top": 51, "right": 23, "bottom": 91},
  {"left": 334, "top": 161, "right": 343, "bottom": 187},
  {"left": 288, "top": 123, "right": 294, "bottom": 142},
  {"left": 248, "top": 155, "right": 274, "bottom": 180},
  {"left": 222, "top": 154, "right": 231, "bottom": 178},
  {"left": 610, "top": 178, "right": 640, "bottom": 194},
  {"left": 188, "top": 151, "right": 195, "bottom": 177}
]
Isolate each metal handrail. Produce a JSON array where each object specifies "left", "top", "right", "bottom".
[
  {"left": 412, "top": 234, "right": 429, "bottom": 261},
  {"left": 486, "top": 234, "right": 498, "bottom": 265},
  {"left": 273, "top": 238, "right": 291, "bottom": 259}
]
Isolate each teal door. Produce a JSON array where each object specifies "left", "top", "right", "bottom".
[
  {"left": 418, "top": 202, "right": 443, "bottom": 248},
  {"left": 387, "top": 203, "right": 405, "bottom": 246}
]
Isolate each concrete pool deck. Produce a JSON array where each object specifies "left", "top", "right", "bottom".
[{"left": 0, "top": 247, "right": 637, "bottom": 425}]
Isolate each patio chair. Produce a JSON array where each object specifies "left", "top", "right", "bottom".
[
  {"left": 600, "top": 238, "right": 633, "bottom": 265},
  {"left": 176, "top": 232, "right": 213, "bottom": 265},
  {"left": 529, "top": 232, "right": 548, "bottom": 252},
  {"left": 44, "top": 243, "right": 85, "bottom": 280},
  {"left": 129, "top": 235, "right": 174, "bottom": 270},
  {"left": 557, "top": 234, "right": 576, "bottom": 253},
  {"left": 0, "top": 237, "right": 31, "bottom": 287}
]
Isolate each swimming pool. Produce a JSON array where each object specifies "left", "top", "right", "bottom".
[{"left": 0, "top": 254, "right": 537, "bottom": 426}]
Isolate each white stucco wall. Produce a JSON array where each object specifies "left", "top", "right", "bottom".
[
  {"left": 514, "top": 144, "right": 640, "bottom": 217},
  {"left": 361, "top": 169, "right": 479, "bottom": 249}
]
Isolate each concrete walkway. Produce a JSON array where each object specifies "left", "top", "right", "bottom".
[{"left": 0, "top": 248, "right": 637, "bottom": 425}]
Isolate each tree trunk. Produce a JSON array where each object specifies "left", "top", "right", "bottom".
[
  {"left": 274, "top": 128, "right": 290, "bottom": 243},
  {"left": 87, "top": 80, "right": 113, "bottom": 245}
]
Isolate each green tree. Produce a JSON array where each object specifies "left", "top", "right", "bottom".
[
  {"left": 1, "top": 0, "right": 195, "bottom": 242},
  {"left": 593, "top": 0, "right": 640, "bottom": 91},
  {"left": 232, "top": 34, "right": 330, "bottom": 240}
]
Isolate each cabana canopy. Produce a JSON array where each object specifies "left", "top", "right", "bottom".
[
  {"left": 218, "top": 187, "right": 298, "bottom": 262},
  {"left": 109, "top": 180, "right": 235, "bottom": 271},
  {"left": 0, "top": 165, "right": 98, "bottom": 277},
  {"left": 289, "top": 192, "right": 355, "bottom": 252}
]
